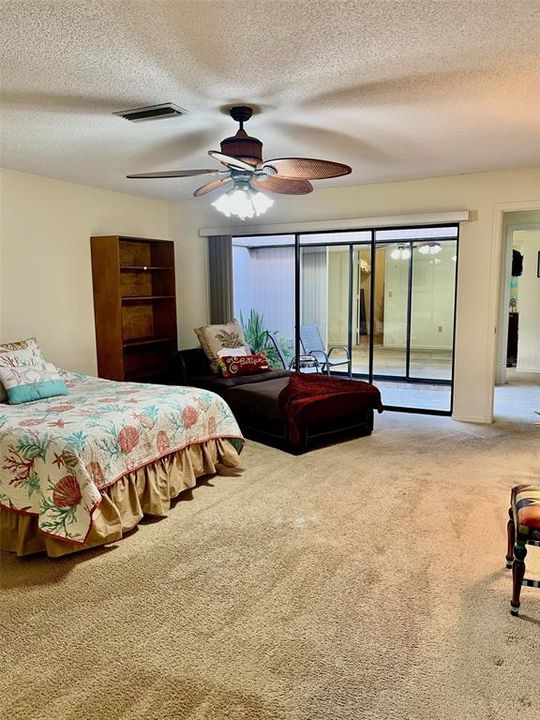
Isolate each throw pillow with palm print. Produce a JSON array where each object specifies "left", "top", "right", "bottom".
[{"left": 215, "top": 329, "right": 245, "bottom": 348}]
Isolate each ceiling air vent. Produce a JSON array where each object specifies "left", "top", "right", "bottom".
[{"left": 113, "top": 103, "right": 186, "bottom": 123}]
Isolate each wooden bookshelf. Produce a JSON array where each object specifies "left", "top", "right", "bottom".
[{"left": 90, "top": 235, "right": 177, "bottom": 383}]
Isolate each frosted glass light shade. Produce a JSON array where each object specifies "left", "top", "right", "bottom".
[
  {"left": 390, "top": 245, "right": 411, "bottom": 260},
  {"left": 212, "top": 185, "right": 273, "bottom": 221},
  {"left": 418, "top": 242, "right": 442, "bottom": 255}
]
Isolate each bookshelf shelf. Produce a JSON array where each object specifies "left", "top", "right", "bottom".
[
  {"left": 120, "top": 265, "right": 171, "bottom": 271},
  {"left": 121, "top": 295, "right": 175, "bottom": 303},
  {"left": 123, "top": 336, "right": 173, "bottom": 349}
]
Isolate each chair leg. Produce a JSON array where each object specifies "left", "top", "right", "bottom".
[
  {"left": 510, "top": 539, "right": 527, "bottom": 616},
  {"left": 506, "top": 508, "right": 515, "bottom": 568}
]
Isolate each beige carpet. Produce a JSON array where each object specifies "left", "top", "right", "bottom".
[{"left": 1, "top": 398, "right": 539, "bottom": 720}]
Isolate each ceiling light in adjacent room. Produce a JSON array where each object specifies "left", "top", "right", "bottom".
[
  {"left": 212, "top": 184, "right": 273, "bottom": 221},
  {"left": 390, "top": 244, "right": 411, "bottom": 260},
  {"left": 418, "top": 242, "right": 442, "bottom": 255}
]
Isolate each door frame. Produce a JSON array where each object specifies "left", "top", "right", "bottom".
[
  {"left": 495, "top": 221, "right": 540, "bottom": 385},
  {"left": 490, "top": 201, "right": 540, "bottom": 402}
]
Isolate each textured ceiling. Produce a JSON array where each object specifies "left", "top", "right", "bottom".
[{"left": 1, "top": 0, "right": 540, "bottom": 202}]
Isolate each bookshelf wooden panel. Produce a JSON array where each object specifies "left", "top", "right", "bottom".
[{"left": 91, "top": 235, "right": 177, "bottom": 383}]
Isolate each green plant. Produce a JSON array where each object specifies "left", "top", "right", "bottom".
[{"left": 240, "top": 309, "right": 287, "bottom": 369}]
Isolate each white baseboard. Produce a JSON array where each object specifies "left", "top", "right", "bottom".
[{"left": 452, "top": 414, "right": 493, "bottom": 424}]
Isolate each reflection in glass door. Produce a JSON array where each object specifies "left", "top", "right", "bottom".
[
  {"left": 300, "top": 244, "right": 351, "bottom": 373},
  {"left": 351, "top": 245, "right": 372, "bottom": 376},
  {"left": 299, "top": 232, "right": 371, "bottom": 376},
  {"left": 372, "top": 242, "right": 409, "bottom": 378},
  {"left": 409, "top": 240, "right": 457, "bottom": 381}
]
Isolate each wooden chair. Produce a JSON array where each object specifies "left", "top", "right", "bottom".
[
  {"left": 506, "top": 484, "right": 540, "bottom": 615},
  {"left": 300, "top": 324, "right": 352, "bottom": 377}
]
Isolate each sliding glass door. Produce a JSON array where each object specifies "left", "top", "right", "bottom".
[
  {"left": 232, "top": 225, "right": 459, "bottom": 415},
  {"left": 371, "top": 228, "right": 458, "bottom": 411},
  {"left": 409, "top": 239, "right": 457, "bottom": 381},
  {"left": 352, "top": 244, "right": 374, "bottom": 376},
  {"left": 299, "top": 231, "right": 372, "bottom": 376},
  {"left": 232, "top": 234, "right": 295, "bottom": 369},
  {"left": 372, "top": 242, "right": 408, "bottom": 378}
]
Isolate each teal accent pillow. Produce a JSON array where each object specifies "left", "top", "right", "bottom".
[
  {"left": 0, "top": 360, "right": 68, "bottom": 405},
  {"left": 0, "top": 337, "right": 45, "bottom": 403}
]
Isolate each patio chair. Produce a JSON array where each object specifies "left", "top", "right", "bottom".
[
  {"left": 300, "top": 324, "right": 352, "bottom": 377},
  {"left": 264, "top": 331, "right": 320, "bottom": 373}
]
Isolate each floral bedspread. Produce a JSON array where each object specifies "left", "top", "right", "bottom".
[{"left": 0, "top": 372, "right": 243, "bottom": 544}]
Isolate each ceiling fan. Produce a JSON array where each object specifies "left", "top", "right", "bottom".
[{"left": 126, "top": 106, "right": 352, "bottom": 220}]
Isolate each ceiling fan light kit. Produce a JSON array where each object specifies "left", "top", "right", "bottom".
[
  {"left": 390, "top": 242, "right": 443, "bottom": 260},
  {"left": 125, "top": 105, "right": 352, "bottom": 220},
  {"left": 418, "top": 242, "right": 442, "bottom": 255},
  {"left": 212, "top": 184, "right": 273, "bottom": 221},
  {"left": 391, "top": 245, "right": 412, "bottom": 260}
]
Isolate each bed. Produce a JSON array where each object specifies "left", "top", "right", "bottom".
[{"left": 0, "top": 371, "right": 243, "bottom": 557}]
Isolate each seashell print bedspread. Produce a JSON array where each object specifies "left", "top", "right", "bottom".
[{"left": 0, "top": 372, "right": 243, "bottom": 544}]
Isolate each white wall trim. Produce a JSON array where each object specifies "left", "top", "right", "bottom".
[
  {"left": 199, "top": 210, "right": 471, "bottom": 237},
  {"left": 453, "top": 414, "right": 492, "bottom": 424}
]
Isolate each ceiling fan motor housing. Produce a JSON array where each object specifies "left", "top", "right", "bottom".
[{"left": 220, "top": 129, "right": 263, "bottom": 164}]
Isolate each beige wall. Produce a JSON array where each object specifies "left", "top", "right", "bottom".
[
  {"left": 168, "top": 167, "right": 540, "bottom": 422},
  {"left": 168, "top": 201, "right": 210, "bottom": 349},
  {"left": 0, "top": 169, "right": 169, "bottom": 374}
]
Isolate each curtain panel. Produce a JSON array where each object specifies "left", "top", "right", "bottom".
[{"left": 207, "top": 235, "right": 233, "bottom": 324}]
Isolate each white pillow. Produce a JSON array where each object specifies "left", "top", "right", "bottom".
[
  {"left": 0, "top": 338, "right": 45, "bottom": 402},
  {"left": 0, "top": 359, "right": 68, "bottom": 405},
  {"left": 217, "top": 346, "right": 250, "bottom": 358}
]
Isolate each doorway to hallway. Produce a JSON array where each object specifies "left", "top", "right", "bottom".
[
  {"left": 495, "top": 211, "right": 540, "bottom": 421},
  {"left": 494, "top": 370, "right": 540, "bottom": 423}
]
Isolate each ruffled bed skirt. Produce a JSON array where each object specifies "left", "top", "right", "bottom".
[{"left": 0, "top": 438, "right": 241, "bottom": 557}]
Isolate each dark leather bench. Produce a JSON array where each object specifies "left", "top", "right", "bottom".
[{"left": 172, "top": 348, "right": 376, "bottom": 453}]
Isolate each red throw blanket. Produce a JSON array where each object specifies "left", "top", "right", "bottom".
[{"left": 278, "top": 372, "right": 383, "bottom": 445}]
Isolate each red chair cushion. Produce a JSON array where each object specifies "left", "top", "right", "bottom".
[{"left": 512, "top": 485, "right": 540, "bottom": 539}]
